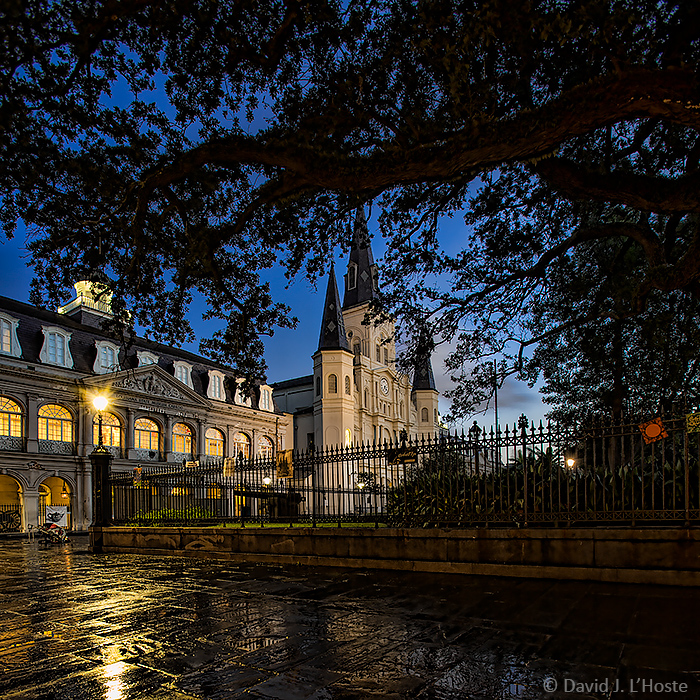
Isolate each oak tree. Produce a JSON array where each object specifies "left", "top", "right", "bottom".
[{"left": 2, "top": 0, "right": 700, "bottom": 398}]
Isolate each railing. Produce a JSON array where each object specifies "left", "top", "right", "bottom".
[
  {"left": 0, "top": 504, "right": 22, "bottom": 531},
  {"left": 110, "top": 414, "right": 700, "bottom": 528}
]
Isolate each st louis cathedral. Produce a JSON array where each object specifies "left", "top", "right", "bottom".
[{"left": 272, "top": 210, "right": 440, "bottom": 449}]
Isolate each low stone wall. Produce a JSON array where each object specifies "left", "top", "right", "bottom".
[{"left": 90, "top": 526, "right": 700, "bottom": 586}]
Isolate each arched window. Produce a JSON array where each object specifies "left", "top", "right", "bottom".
[
  {"left": 0, "top": 397, "right": 22, "bottom": 437},
  {"left": 328, "top": 374, "right": 338, "bottom": 394},
  {"left": 258, "top": 435, "right": 274, "bottom": 460},
  {"left": 344, "top": 429, "right": 352, "bottom": 447},
  {"left": 434, "top": 409, "right": 438, "bottom": 424},
  {"left": 345, "top": 375, "right": 351, "bottom": 395},
  {"left": 400, "top": 402, "right": 404, "bottom": 418},
  {"left": 376, "top": 344, "right": 381, "bottom": 362},
  {"left": 364, "top": 389, "right": 368, "bottom": 408},
  {"left": 172, "top": 423, "right": 193, "bottom": 453},
  {"left": 205, "top": 428, "right": 225, "bottom": 457},
  {"left": 316, "top": 376, "right": 321, "bottom": 396},
  {"left": 233, "top": 432, "right": 250, "bottom": 459},
  {"left": 93, "top": 412, "right": 121, "bottom": 447},
  {"left": 421, "top": 407, "right": 429, "bottom": 423},
  {"left": 134, "top": 418, "right": 160, "bottom": 450},
  {"left": 353, "top": 341, "right": 361, "bottom": 358},
  {"left": 38, "top": 404, "right": 73, "bottom": 442}
]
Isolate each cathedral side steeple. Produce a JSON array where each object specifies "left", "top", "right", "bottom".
[
  {"left": 342, "top": 208, "right": 379, "bottom": 309},
  {"left": 318, "top": 265, "right": 349, "bottom": 351},
  {"left": 412, "top": 353, "right": 437, "bottom": 391}
]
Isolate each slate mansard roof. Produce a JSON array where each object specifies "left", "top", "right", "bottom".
[{"left": 0, "top": 295, "right": 280, "bottom": 413}]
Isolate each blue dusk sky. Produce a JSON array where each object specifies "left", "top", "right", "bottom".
[{"left": 0, "top": 216, "right": 547, "bottom": 430}]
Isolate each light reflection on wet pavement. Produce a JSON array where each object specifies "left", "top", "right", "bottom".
[{"left": 0, "top": 538, "right": 698, "bottom": 699}]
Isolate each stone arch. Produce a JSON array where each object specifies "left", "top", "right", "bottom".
[
  {"left": 38, "top": 475, "right": 73, "bottom": 529},
  {"left": 0, "top": 474, "right": 22, "bottom": 532}
]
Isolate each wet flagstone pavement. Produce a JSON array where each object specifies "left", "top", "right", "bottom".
[{"left": 0, "top": 538, "right": 699, "bottom": 699}]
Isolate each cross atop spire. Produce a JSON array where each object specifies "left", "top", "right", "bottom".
[
  {"left": 318, "top": 265, "right": 350, "bottom": 351},
  {"left": 342, "top": 207, "right": 379, "bottom": 309}
]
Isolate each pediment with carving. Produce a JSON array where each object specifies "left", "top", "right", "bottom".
[{"left": 112, "top": 371, "right": 188, "bottom": 399}]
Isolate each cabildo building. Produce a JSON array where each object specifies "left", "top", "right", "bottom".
[{"left": 0, "top": 282, "right": 293, "bottom": 533}]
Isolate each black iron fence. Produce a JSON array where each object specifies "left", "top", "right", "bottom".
[{"left": 110, "top": 413, "right": 700, "bottom": 527}]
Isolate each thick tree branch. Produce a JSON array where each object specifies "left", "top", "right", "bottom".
[
  {"left": 533, "top": 158, "right": 700, "bottom": 213},
  {"left": 136, "top": 68, "right": 700, "bottom": 208}
]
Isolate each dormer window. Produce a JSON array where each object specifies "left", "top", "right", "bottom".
[
  {"left": 208, "top": 370, "right": 225, "bottom": 400},
  {"left": 93, "top": 341, "right": 120, "bottom": 374},
  {"left": 137, "top": 350, "right": 158, "bottom": 367},
  {"left": 173, "top": 361, "right": 192, "bottom": 388},
  {"left": 40, "top": 327, "right": 73, "bottom": 368},
  {"left": 234, "top": 378, "right": 252, "bottom": 407},
  {"left": 259, "top": 387, "right": 273, "bottom": 412},
  {"left": 0, "top": 314, "right": 21, "bottom": 358}
]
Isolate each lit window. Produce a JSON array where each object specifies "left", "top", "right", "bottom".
[
  {"left": 344, "top": 429, "right": 352, "bottom": 447},
  {"left": 40, "top": 327, "right": 73, "bottom": 368},
  {"left": 258, "top": 435, "right": 273, "bottom": 460},
  {"left": 233, "top": 432, "right": 250, "bottom": 459},
  {"left": 93, "top": 412, "right": 121, "bottom": 446},
  {"left": 328, "top": 374, "right": 338, "bottom": 394},
  {"left": 0, "top": 397, "right": 22, "bottom": 437},
  {"left": 134, "top": 418, "right": 160, "bottom": 450},
  {"left": 421, "top": 407, "right": 429, "bottom": 422},
  {"left": 172, "top": 423, "right": 193, "bottom": 453},
  {"left": 174, "top": 361, "right": 192, "bottom": 387},
  {"left": 38, "top": 404, "right": 73, "bottom": 442},
  {"left": 205, "top": 428, "right": 225, "bottom": 457},
  {"left": 345, "top": 376, "right": 351, "bottom": 395}
]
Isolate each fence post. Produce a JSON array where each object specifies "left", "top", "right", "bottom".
[
  {"left": 519, "top": 414, "right": 528, "bottom": 527},
  {"left": 685, "top": 424, "right": 691, "bottom": 527},
  {"left": 89, "top": 445, "right": 113, "bottom": 553}
]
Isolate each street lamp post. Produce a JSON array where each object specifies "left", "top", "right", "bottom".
[{"left": 89, "top": 394, "right": 113, "bottom": 552}]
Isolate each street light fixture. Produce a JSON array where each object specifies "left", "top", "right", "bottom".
[{"left": 93, "top": 395, "right": 108, "bottom": 449}]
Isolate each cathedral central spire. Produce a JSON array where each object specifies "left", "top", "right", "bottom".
[{"left": 342, "top": 208, "right": 379, "bottom": 310}]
